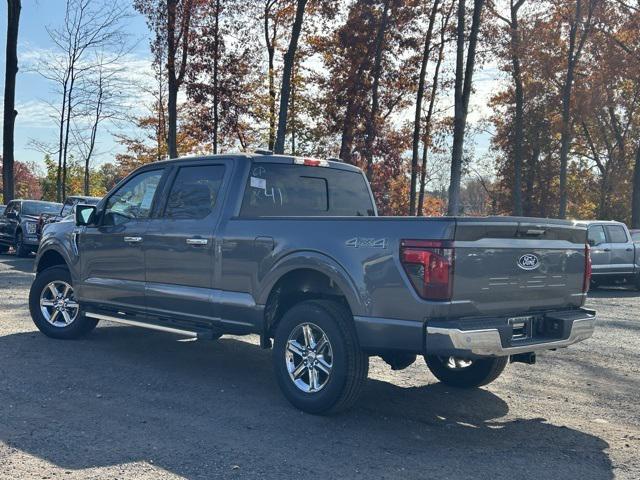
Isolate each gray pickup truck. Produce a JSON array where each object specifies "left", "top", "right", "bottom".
[
  {"left": 29, "top": 153, "right": 596, "bottom": 414},
  {"left": 581, "top": 220, "right": 640, "bottom": 289}
]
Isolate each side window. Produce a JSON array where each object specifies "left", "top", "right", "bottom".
[
  {"left": 61, "top": 199, "right": 75, "bottom": 217},
  {"left": 164, "top": 165, "right": 225, "bottom": 219},
  {"left": 605, "top": 225, "right": 628, "bottom": 243},
  {"left": 240, "top": 163, "right": 375, "bottom": 217},
  {"left": 103, "top": 170, "right": 164, "bottom": 225},
  {"left": 588, "top": 225, "right": 607, "bottom": 246}
]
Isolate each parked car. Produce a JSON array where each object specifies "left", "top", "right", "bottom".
[
  {"left": 37, "top": 195, "right": 101, "bottom": 239},
  {"left": 0, "top": 200, "right": 62, "bottom": 256},
  {"left": 579, "top": 220, "right": 640, "bottom": 289},
  {"left": 29, "top": 153, "right": 596, "bottom": 414},
  {"left": 0, "top": 205, "right": 5, "bottom": 216}
]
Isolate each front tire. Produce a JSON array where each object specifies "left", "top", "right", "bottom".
[
  {"left": 424, "top": 355, "right": 508, "bottom": 388},
  {"left": 15, "top": 231, "right": 30, "bottom": 257},
  {"left": 29, "top": 266, "right": 98, "bottom": 339},
  {"left": 273, "top": 300, "right": 368, "bottom": 415}
]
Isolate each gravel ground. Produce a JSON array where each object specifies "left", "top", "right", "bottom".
[{"left": 0, "top": 254, "right": 638, "bottom": 480}]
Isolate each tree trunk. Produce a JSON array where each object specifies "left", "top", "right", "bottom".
[
  {"left": 2, "top": 0, "right": 21, "bottom": 204},
  {"left": 632, "top": 144, "right": 640, "bottom": 228},
  {"left": 510, "top": 0, "right": 525, "bottom": 216},
  {"left": 167, "top": 0, "right": 179, "bottom": 159},
  {"left": 418, "top": 0, "right": 454, "bottom": 216},
  {"left": 523, "top": 142, "right": 539, "bottom": 216},
  {"left": 61, "top": 73, "right": 76, "bottom": 201},
  {"left": 363, "top": 0, "right": 391, "bottom": 180},
  {"left": 274, "top": 0, "right": 308, "bottom": 154},
  {"left": 264, "top": 2, "right": 277, "bottom": 151},
  {"left": 558, "top": 0, "right": 594, "bottom": 218},
  {"left": 212, "top": 0, "right": 220, "bottom": 154},
  {"left": 290, "top": 60, "right": 296, "bottom": 155},
  {"left": 448, "top": 0, "right": 485, "bottom": 216},
  {"left": 409, "top": 0, "right": 439, "bottom": 215}
]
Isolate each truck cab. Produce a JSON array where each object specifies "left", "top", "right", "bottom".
[{"left": 581, "top": 220, "right": 639, "bottom": 289}]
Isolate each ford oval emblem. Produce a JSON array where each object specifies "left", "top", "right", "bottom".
[{"left": 518, "top": 254, "right": 540, "bottom": 270}]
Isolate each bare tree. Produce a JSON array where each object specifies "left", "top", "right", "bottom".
[
  {"left": 447, "top": 0, "right": 486, "bottom": 216},
  {"left": 274, "top": 0, "right": 308, "bottom": 154},
  {"left": 73, "top": 53, "right": 130, "bottom": 195},
  {"left": 37, "top": 0, "right": 130, "bottom": 201},
  {"left": 2, "top": 0, "right": 21, "bottom": 203}
]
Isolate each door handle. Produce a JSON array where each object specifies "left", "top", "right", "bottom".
[
  {"left": 603, "top": 248, "right": 611, "bottom": 252},
  {"left": 186, "top": 238, "right": 208, "bottom": 246},
  {"left": 626, "top": 248, "right": 633, "bottom": 252},
  {"left": 124, "top": 236, "right": 143, "bottom": 243}
]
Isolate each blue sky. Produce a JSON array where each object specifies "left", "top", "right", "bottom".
[{"left": 0, "top": 0, "right": 152, "bottom": 172}]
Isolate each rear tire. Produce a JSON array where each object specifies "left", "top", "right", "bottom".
[
  {"left": 424, "top": 355, "right": 508, "bottom": 388},
  {"left": 15, "top": 231, "right": 30, "bottom": 257},
  {"left": 29, "top": 266, "right": 98, "bottom": 339},
  {"left": 272, "top": 300, "right": 368, "bottom": 415}
]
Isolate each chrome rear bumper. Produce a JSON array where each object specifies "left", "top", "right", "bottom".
[{"left": 426, "top": 309, "right": 596, "bottom": 358}]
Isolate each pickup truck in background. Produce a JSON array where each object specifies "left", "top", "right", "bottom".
[
  {"left": 29, "top": 153, "right": 596, "bottom": 414},
  {"left": 0, "top": 199, "right": 62, "bottom": 256},
  {"left": 581, "top": 220, "right": 640, "bottom": 289}
]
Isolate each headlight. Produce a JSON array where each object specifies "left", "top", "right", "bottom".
[{"left": 25, "top": 222, "right": 37, "bottom": 235}]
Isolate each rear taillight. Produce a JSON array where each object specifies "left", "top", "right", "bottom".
[
  {"left": 583, "top": 243, "right": 592, "bottom": 293},
  {"left": 400, "top": 239, "right": 454, "bottom": 301}
]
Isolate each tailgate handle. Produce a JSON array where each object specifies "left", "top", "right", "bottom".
[{"left": 519, "top": 228, "right": 546, "bottom": 237}]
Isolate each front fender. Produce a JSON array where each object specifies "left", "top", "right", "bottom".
[
  {"left": 256, "top": 250, "right": 366, "bottom": 316},
  {"left": 35, "top": 228, "right": 80, "bottom": 283}
]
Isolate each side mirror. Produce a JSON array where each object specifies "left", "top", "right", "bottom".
[
  {"left": 7, "top": 211, "right": 18, "bottom": 220},
  {"left": 587, "top": 239, "right": 596, "bottom": 247},
  {"left": 76, "top": 204, "right": 97, "bottom": 226}
]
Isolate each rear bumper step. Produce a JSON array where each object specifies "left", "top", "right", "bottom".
[{"left": 425, "top": 308, "right": 595, "bottom": 358}]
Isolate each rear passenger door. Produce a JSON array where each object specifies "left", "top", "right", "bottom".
[
  {"left": 588, "top": 225, "right": 610, "bottom": 275},
  {"left": 144, "top": 161, "right": 230, "bottom": 324},
  {"left": 605, "top": 224, "right": 634, "bottom": 274}
]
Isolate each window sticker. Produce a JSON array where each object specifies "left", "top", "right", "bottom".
[
  {"left": 250, "top": 176, "right": 267, "bottom": 190},
  {"left": 140, "top": 184, "right": 157, "bottom": 210}
]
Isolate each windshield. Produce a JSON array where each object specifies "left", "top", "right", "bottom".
[{"left": 22, "top": 201, "right": 62, "bottom": 216}]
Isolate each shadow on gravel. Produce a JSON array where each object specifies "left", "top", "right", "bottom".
[
  {"left": 0, "top": 326, "right": 613, "bottom": 479},
  {"left": 588, "top": 287, "right": 640, "bottom": 299},
  {"left": 0, "top": 254, "right": 35, "bottom": 274}
]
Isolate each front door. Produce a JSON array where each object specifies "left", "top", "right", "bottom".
[
  {"left": 76, "top": 168, "right": 166, "bottom": 313},
  {"left": 144, "top": 161, "right": 229, "bottom": 324},
  {"left": 605, "top": 224, "right": 635, "bottom": 274},
  {"left": 588, "top": 225, "right": 610, "bottom": 276}
]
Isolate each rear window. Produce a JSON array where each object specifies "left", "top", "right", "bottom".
[
  {"left": 605, "top": 225, "right": 628, "bottom": 243},
  {"left": 240, "top": 163, "right": 375, "bottom": 217}
]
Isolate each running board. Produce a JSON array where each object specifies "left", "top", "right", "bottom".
[{"left": 86, "top": 312, "right": 200, "bottom": 338}]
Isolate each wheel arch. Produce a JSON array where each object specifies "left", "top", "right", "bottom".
[
  {"left": 36, "top": 247, "right": 70, "bottom": 274},
  {"left": 258, "top": 251, "right": 365, "bottom": 344}
]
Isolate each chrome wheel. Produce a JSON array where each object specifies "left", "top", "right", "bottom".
[
  {"left": 441, "top": 356, "right": 474, "bottom": 370},
  {"left": 285, "top": 322, "right": 333, "bottom": 393},
  {"left": 39, "top": 281, "right": 79, "bottom": 327}
]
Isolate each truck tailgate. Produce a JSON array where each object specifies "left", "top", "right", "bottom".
[{"left": 451, "top": 218, "right": 588, "bottom": 317}]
